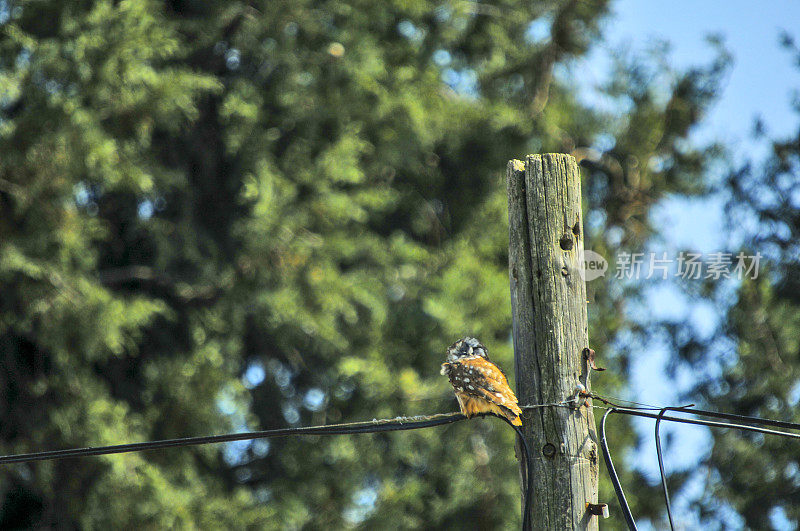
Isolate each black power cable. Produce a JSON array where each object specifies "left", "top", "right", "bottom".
[
  {"left": 600, "top": 404, "right": 800, "bottom": 531},
  {"left": 501, "top": 418, "right": 534, "bottom": 531},
  {"left": 0, "top": 413, "right": 467, "bottom": 465},
  {"left": 599, "top": 408, "right": 638, "bottom": 531},
  {"left": 614, "top": 407, "right": 800, "bottom": 440},
  {"left": 679, "top": 407, "right": 800, "bottom": 431},
  {"left": 7, "top": 394, "right": 798, "bottom": 530},
  {"left": 0, "top": 410, "right": 540, "bottom": 530}
]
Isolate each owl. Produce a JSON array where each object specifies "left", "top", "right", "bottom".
[{"left": 440, "top": 337, "right": 522, "bottom": 426}]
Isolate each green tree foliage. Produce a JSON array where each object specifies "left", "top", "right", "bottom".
[
  {"left": 0, "top": 0, "right": 726, "bottom": 527},
  {"left": 665, "top": 35, "right": 800, "bottom": 530}
]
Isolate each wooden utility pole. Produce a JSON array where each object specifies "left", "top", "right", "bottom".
[{"left": 507, "top": 154, "right": 599, "bottom": 530}]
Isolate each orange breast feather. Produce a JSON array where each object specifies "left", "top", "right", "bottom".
[{"left": 445, "top": 357, "right": 522, "bottom": 425}]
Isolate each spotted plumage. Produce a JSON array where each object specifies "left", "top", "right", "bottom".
[{"left": 440, "top": 337, "right": 522, "bottom": 426}]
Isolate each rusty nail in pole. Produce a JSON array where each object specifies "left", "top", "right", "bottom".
[
  {"left": 583, "top": 347, "right": 605, "bottom": 371},
  {"left": 587, "top": 503, "right": 609, "bottom": 518}
]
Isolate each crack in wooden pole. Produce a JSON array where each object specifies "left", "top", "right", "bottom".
[{"left": 507, "top": 154, "right": 599, "bottom": 530}]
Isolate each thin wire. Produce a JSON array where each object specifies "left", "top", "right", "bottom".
[
  {"left": 655, "top": 408, "right": 674, "bottom": 531},
  {"left": 589, "top": 392, "right": 668, "bottom": 411},
  {"left": 520, "top": 401, "right": 573, "bottom": 409},
  {"left": 655, "top": 406, "right": 694, "bottom": 531},
  {"left": 599, "top": 408, "right": 638, "bottom": 531},
  {"left": 524, "top": 393, "right": 664, "bottom": 412}
]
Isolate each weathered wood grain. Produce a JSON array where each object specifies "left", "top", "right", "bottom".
[{"left": 507, "top": 154, "right": 598, "bottom": 530}]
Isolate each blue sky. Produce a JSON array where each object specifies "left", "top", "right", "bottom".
[
  {"left": 608, "top": 0, "right": 800, "bottom": 142},
  {"left": 598, "top": 0, "right": 800, "bottom": 411},
  {"left": 587, "top": 2, "right": 800, "bottom": 528}
]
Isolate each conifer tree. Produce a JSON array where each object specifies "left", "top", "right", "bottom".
[{"left": 0, "top": 1, "right": 726, "bottom": 527}]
